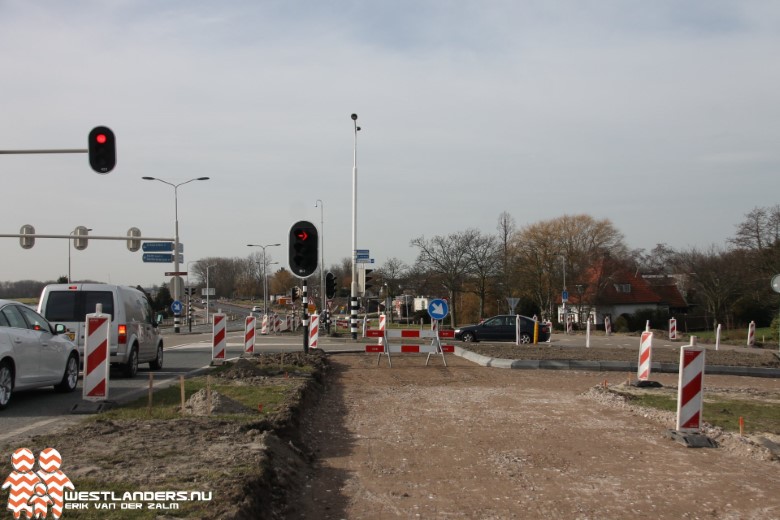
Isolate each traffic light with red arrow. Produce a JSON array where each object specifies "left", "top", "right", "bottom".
[{"left": 288, "top": 220, "right": 318, "bottom": 278}]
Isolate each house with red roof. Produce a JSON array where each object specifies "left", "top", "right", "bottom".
[{"left": 557, "top": 262, "right": 688, "bottom": 327}]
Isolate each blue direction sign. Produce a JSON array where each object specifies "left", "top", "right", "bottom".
[
  {"left": 143, "top": 242, "right": 174, "bottom": 252},
  {"left": 427, "top": 299, "right": 449, "bottom": 321},
  {"left": 171, "top": 300, "right": 183, "bottom": 314},
  {"left": 562, "top": 290, "right": 569, "bottom": 303},
  {"left": 142, "top": 253, "right": 174, "bottom": 263}
]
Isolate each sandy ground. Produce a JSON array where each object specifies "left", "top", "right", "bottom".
[
  {"left": 295, "top": 353, "right": 780, "bottom": 520},
  {"left": 2, "top": 349, "right": 780, "bottom": 519}
]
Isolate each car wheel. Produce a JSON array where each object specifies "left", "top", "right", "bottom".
[
  {"left": 518, "top": 333, "right": 532, "bottom": 344},
  {"left": 0, "top": 362, "right": 13, "bottom": 410},
  {"left": 55, "top": 354, "right": 79, "bottom": 393},
  {"left": 123, "top": 346, "right": 139, "bottom": 378},
  {"left": 149, "top": 345, "right": 163, "bottom": 370},
  {"left": 462, "top": 332, "right": 476, "bottom": 342}
]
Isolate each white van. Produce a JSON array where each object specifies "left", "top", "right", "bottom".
[{"left": 38, "top": 283, "right": 163, "bottom": 378}]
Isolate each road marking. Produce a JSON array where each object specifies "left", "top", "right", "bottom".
[{"left": 0, "top": 417, "right": 81, "bottom": 444}]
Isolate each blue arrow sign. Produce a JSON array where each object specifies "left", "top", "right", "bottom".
[
  {"left": 427, "top": 299, "right": 449, "bottom": 321},
  {"left": 171, "top": 300, "right": 183, "bottom": 314},
  {"left": 562, "top": 290, "right": 569, "bottom": 303},
  {"left": 142, "top": 253, "right": 174, "bottom": 263},
  {"left": 142, "top": 242, "right": 174, "bottom": 252}
]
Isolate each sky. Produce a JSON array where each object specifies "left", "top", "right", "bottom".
[{"left": 1, "top": 0, "right": 779, "bottom": 288}]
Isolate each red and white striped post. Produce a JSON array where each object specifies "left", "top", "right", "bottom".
[
  {"left": 638, "top": 326, "right": 653, "bottom": 381},
  {"left": 604, "top": 316, "right": 612, "bottom": 336},
  {"left": 747, "top": 321, "right": 756, "bottom": 347},
  {"left": 669, "top": 317, "right": 677, "bottom": 340},
  {"left": 566, "top": 315, "right": 573, "bottom": 334},
  {"left": 260, "top": 314, "right": 269, "bottom": 335},
  {"left": 244, "top": 315, "right": 256, "bottom": 355},
  {"left": 715, "top": 323, "right": 722, "bottom": 351},
  {"left": 378, "top": 313, "right": 387, "bottom": 345},
  {"left": 83, "top": 305, "right": 110, "bottom": 401},
  {"left": 212, "top": 313, "right": 226, "bottom": 362},
  {"left": 676, "top": 337, "right": 705, "bottom": 432},
  {"left": 309, "top": 313, "right": 320, "bottom": 349}
]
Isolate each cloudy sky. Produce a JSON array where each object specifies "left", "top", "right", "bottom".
[{"left": 1, "top": 0, "right": 778, "bottom": 288}]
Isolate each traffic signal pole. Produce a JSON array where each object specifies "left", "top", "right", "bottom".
[{"left": 302, "top": 278, "right": 309, "bottom": 354}]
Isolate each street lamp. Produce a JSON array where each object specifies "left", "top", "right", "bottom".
[
  {"left": 315, "top": 199, "right": 325, "bottom": 313},
  {"left": 68, "top": 227, "right": 92, "bottom": 283},
  {"left": 247, "top": 243, "right": 281, "bottom": 316},
  {"left": 142, "top": 176, "right": 210, "bottom": 333},
  {"left": 350, "top": 113, "right": 361, "bottom": 339},
  {"left": 205, "top": 263, "right": 215, "bottom": 324}
]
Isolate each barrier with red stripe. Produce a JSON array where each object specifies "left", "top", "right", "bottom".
[
  {"left": 261, "top": 314, "right": 269, "bottom": 335},
  {"left": 244, "top": 316, "right": 256, "bottom": 354},
  {"left": 83, "top": 308, "right": 110, "bottom": 401},
  {"left": 377, "top": 314, "right": 386, "bottom": 345},
  {"left": 675, "top": 337, "right": 705, "bottom": 432},
  {"left": 309, "top": 314, "right": 320, "bottom": 349},
  {"left": 637, "top": 329, "right": 653, "bottom": 381},
  {"left": 669, "top": 317, "right": 677, "bottom": 340},
  {"left": 747, "top": 321, "right": 756, "bottom": 347},
  {"left": 604, "top": 316, "right": 612, "bottom": 336},
  {"left": 212, "top": 313, "right": 226, "bottom": 362},
  {"left": 365, "top": 328, "right": 455, "bottom": 367}
]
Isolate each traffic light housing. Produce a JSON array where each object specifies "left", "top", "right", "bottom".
[
  {"left": 288, "top": 220, "right": 318, "bottom": 278},
  {"left": 291, "top": 286, "right": 300, "bottom": 302},
  {"left": 73, "top": 226, "right": 89, "bottom": 250},
  {"left": 363, "top": 269, "right": 374, "bottom": 293},
  {"left": 127, "top": 227, "right": 141, "bottom": 252},
  {"left": 325, "top": 272, "right": 337, "bottom": 299},
  {"left": 88, "top": 126, "right": 116, "bottom": 174}
]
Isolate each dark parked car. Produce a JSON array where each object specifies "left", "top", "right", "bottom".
[{"left": 455, "top": 315, "right": 550, "bottom": 344}]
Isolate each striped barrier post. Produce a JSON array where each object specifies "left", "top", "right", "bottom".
[
  {"left": 747, "top": 321, "right": 756, "bottom": 347},
  {"left": 638, "top": 327, "right": 653, "bottom": 381},
  {"left": 585, "top": 318, "right": 591, "bottom": 348},
  {"left": 309, "top": 313, "right": 320, "bottom": 349},
  {"left": 676, "top": 337, "right": 705, "bottom": 432},
  {"left": 604, "top": 316, "right": 612, "bottom": 336},
  {"left": 212, "top": 313, "right": 226, "bottom": 363},
  {"left": 546, "top": 320, "right": 553, "bottom": 343},
  {"left": 566, "top": 315, "right": 573, "bottom": 334},
  {"left": 378, "top": 313, "right": 386, "bottom": 345},
  {"left": 669, "top": 318, "right": 677, "bottom": 340},
  {"left": 83, "top": 305, "right": 110, "bottom": 401},
  {"left": 261, "top": 314, "right": 269, "bottom": 335},
  {"left": 244, "top": 316, "right": 256, "bottom": 355}
]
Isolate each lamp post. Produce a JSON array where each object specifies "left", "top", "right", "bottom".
[
  {"left": 142, "top": 176, "right": 210, "bottom": 333},
  {"left": 68, "top": 227, "right": 92, "bottom": 283},
  {"left": 350, "top": 113, "right": 361, "bottom": 340},
  {"left": 315, "top": 199, "right": 326, "bottom": 313},
  {"left": 560, "top": 254, "right": 567, "bottom": 333},
  {"left": 247, "top": 243, "right": 281, "bottom": 316},
  {"left": 205, "top": 263, "right": 215, "bottom": 324}
]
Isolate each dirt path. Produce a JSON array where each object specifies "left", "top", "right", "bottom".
[{"left": 297, "top": 354, "right": 780, "bottom": 520}]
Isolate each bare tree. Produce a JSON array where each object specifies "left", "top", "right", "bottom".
[
  {"left": 496, "top": 211, "right": 516, "bottom": 299},
  {"left": 465, "top": 231, "right": 500, "bottom": 319},
  {"left": 410, "top": 230, "right": 477, "bottom": 327}
]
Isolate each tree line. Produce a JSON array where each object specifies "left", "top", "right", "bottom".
[{"left": 4, "top": 206, "right": 779, "bottom": 330}]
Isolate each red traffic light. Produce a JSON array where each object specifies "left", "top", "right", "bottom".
[
  {"left": 296, "top": 230, "right": 309, "bottom": 241},
  {"left": 88, "top": 126, "right": 116, "bottom": 174},
  {"left": 95, "top": 134, "right": 107, "bottom": 144}
]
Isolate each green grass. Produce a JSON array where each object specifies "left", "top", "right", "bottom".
[
  {"left": 94, "top": 371, "right": 300, "bottom": 421},
  {"left": 691, "top": 326, "right": 774, "bottom": 345},
  {"left": 625, "top": 392, "right": 780, "bottom": 435}
]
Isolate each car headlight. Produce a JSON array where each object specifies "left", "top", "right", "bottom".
[{"left": 454, "top": 329, "right": 461, "bottom": 334}]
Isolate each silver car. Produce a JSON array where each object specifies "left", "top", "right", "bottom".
[{"left": 0, "top": 300, "right": 80, "bottom": 410}]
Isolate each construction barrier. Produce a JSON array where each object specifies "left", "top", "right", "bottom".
[
  {"left": 377, "top": 314, "right": 386, "bottom": 345},
  {"left": 212, "top": 313, "right": 226, "bottom": 362},
  {"left": 365, "top": 328, "right": 455, "bottom": 367},
  {"left": 309, "top": 314, "right": 319, "bottom": 349},
  {"left": 244, "top": 316, "right": 256, "bottom": 354},
  {"left": 83, "top": 306, "right": 110, "bottom": 401},
  {"left": 669, "top": 317, "right": 677, "bottom": 340},
  {"left": 566, "top": 315, "right": 573, "bottom": 334},
  {"left": 638, "top": 328, "right": 653, "bottom": 381},
  {"left": 604, "top": 316, "right": 612, "bottom": 336},
  {"left": 675, "top": 337, "right": 705, "bottom": 432},
  {"left": 261, "top": 314, "right": 269, "bottom": 335},
  {"left": 747, "top": 321, "right": 756, "bottom": 347}
]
